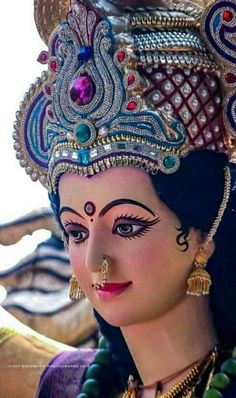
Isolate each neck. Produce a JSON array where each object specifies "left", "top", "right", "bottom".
[{"left": 121, "top": 296, "right": 217, "bottom": 387}]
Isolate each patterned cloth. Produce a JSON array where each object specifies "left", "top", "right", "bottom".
[
  {"left": 36, "top": 349, "right": 96, "bottom": 398},
  {"left": 36, "top": 349, "right": 236, "bottom": 398}
]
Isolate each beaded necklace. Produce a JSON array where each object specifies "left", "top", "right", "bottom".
[{"left": 76, "top": 338, "right": 236, "bottom": 398}]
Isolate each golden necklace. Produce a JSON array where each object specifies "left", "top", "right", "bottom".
[{"left": 122, "top": 348, "right": 217, "bottom": 398}]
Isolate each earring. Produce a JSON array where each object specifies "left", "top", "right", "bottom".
[
  {"left": 186, "top": 247, "right": 212, "bottom": 296},
  {"left": 69, "top": 274, "right": 85, "bottom": 301},
  {"left": 92, "top": 256, "right": 111, "bottom": 290},
  {"left": 187, "top": 166, "right": 231, "bottom": 297}
]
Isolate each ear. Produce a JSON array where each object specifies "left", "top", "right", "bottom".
[{"left": 197, "top": 231, "right": 215, "bottom": 260}]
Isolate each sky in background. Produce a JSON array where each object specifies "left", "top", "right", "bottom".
[{"left": 0, "top": 1, "right": 52, "bottom": 269}]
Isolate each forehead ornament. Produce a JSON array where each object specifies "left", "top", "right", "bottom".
[
  {"left": 13, "top": 0, "right": 236, "bottom": 192},
  {"left": 84, "top": 201, "right": 96, "bottom": 216}
]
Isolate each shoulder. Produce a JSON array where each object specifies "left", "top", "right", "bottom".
[{"left": 36, "top": 349, "right": 97, "bottom": 398}]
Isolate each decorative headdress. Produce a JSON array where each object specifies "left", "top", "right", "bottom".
[{"left": 13, "top": 0, "right": 236, "bottom": 192}]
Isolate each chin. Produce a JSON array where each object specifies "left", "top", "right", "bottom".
[
  {"left": 96, "top": 305, "right": 155, "bottom": 328},
  {"left": 98, "top": 311, "right": 132, "bottom": 327}
]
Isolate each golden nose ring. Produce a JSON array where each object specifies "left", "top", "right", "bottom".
[{"left": 92, "top": 256, "right": 111, "bottom": 290}]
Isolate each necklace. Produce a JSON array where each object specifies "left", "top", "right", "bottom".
[
  {"left": 155, "top": 349, "right": 217, "bottom": 398},
  {"left": 122, "top": 349, "right": 216, "bottom": 398},
  {"left": 76, "top": 339, "right": 236, "bottom": 398}
]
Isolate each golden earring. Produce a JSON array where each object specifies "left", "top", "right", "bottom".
[
  {"left": 187, "top": 166, "right": 231, "bottom": 297},
  {"left": 186, "top": 247, "right": 212, "bottom": 296},
  {"left": 69, "top": 274, "right": 85, "bottom": 301}
]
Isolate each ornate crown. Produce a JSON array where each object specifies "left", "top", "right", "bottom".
[{"left": 13, "top": 0, "right": 236, "bottom": 192}]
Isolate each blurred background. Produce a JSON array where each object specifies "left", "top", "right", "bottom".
[
  {"left": 0, "top": 3, "right": 97, "bottom": 346},
  {"left": 0, "top": 0, "right": 50, "bottom": 272}
]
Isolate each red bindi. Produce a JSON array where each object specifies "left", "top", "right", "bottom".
[{"left": 84, "top": 201, "right": 96, "bottom": 216}]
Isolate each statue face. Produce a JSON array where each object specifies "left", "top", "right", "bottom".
[{"left": 59, "top": 167, "right": 203, "bottom": 327}]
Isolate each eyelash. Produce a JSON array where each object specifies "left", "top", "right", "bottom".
[
  {"left": 63, "top": 214, "right": 160, "bottom": 245},
  {"left": 113, "top": 213, "right": 160, "bottom": 240},
  {"left": 63, "top": 220, "right": 88, "bottom": 246}
]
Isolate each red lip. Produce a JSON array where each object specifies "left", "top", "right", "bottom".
[{"left": 98, "top": 282, "right": 132, "bottom": 292}]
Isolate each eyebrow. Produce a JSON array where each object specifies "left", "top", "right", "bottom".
[
  {"left": 59, "top": 206, "right": 85, "bottom": 220},
  {"left": 99, "top": 199, "right": 155, "bottom": 217}
]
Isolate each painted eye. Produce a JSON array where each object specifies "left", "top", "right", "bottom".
[
  {"left": 68, "top": 230, "right": 88, "bottom": 244},
  {"left": 116, "top": 224, "right": 142, "bottom": 235}
]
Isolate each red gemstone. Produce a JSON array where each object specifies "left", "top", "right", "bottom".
[
  {"left": 48, "top": 109, "right": 54, "bottom": 119},
  {"left": 224, "top": 72, "right": 236, "bottom": 84},
  {"left": 49, "top": 59, "right": 58, "bottom": 73},
  {"left": 117, "top": 50, "right": 126, "bottom": 63},
  {"left": 128, "top": 74, "right": 136, "bottom": 86},
  {"left": 44, "top": 84, "right": 52, "bottom": 96},
  {"left": 223, "top": 10, "right": 233, "bottom": 22},
  {"left": 37, "top": 51, "right": 48, "bottom": 64},
  {"left": 127, "top": 101, "right": 137, "bottom": 111}
]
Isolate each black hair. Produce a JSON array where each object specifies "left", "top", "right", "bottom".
[{"left": 49, "top": 149, "right": 236, "bottom": 389}]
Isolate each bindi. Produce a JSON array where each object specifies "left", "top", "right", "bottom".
[{"left": 84, "top": 201, "right": 96, "bottom": 217}]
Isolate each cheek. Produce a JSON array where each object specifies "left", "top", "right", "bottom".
[
  {"left": 124, "top": 231, "right": 193, "bottom": 288},
  {"left": 123, "top": 228, "right": 179, "bottom": 268},
  {"left": 68, "top": 244, "right": 86, "bottom": 278}
]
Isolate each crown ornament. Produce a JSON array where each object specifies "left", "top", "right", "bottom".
[
  {"left": 13, "top": 0, "right": 236, "bottom": 192},
  {"left": 14, "top": 0, "right": 188, "bottom": 192},
  {"left": 34, "top": 0, "right": 208, "bottom": 45}
]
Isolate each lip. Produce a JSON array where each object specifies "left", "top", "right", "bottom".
[{"left": 95, "top": 282, "right": 132, "bottom": 298}]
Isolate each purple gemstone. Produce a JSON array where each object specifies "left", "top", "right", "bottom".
[{"left": 70, "top": 75, "right": 95, "bottom": 105}]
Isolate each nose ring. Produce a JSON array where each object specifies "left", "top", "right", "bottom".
[{"left": 92, "top": 256, "right": 111, "bottom": 290}]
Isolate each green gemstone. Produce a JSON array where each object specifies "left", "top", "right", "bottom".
[
  {"left": 81, "top": 379, "right": 101, "bottom": 397},
  {"left": 94, "top": 349, "right": 111, "bottom": 366},
  {"left": 85, "top": 364, "right": 104, "bottom": 380},
  {"left": 211, "top": 373, "right": 230, "bottom": 390},
  {"left": 202, "top": 388, "right": 223, "bottom": 398},
  {"left": 76, "top": 123, "right": 91, "bottom": 144},
  {"left": 221, "top": 358, "right": 236, "bottom": 376},
  {"left": 98, "top": 336, "right": 108, "bottom": 349},
  {"left": 117, "top": 143, "right": 126, "bottom": 149},
  {"left": 163, "top": 155, "right": 176, "bottom": 169},
  {"left": 232, "top": 347, "right": 236, "bottom": 359}
]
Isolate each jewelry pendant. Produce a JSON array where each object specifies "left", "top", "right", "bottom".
[
  {"left": 122, "top": 392, "right": 137, "bottom": 398},
  {"left": 122, "top": 375, "right": 139, "bottom": 398}
]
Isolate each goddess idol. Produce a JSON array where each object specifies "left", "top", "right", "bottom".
[{"left": 12, "top": 0, "right": 236, "bottom": 397}]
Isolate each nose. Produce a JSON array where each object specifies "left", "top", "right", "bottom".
[{"left": 84, "top": 228, "right": 108, "bottom": 274}]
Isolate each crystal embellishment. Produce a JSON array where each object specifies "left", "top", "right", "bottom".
[
  {"left": 38, "top": 51, "right": 48, "bottom": 64},
  {"left": 70, "top": 75, "right": 95, "bottom": 105},
  {"left": 163, "top": 155, "right": 176, "bottom": 169},
  {"left": 78, "top": 46, "right": 93, "bottom": 62},
  {"left": 223, "top": 10, "right": 233, "bottom": 22},
  {"left": 78, "top": 149, "right": 89, "bottom": 165},
  {"left": 75, "top": 124, "right": 91, "bottom": 144},
  {"left": 127, "top": 101, "right": 138, "bottom": 111},
  {"left": 224, "top": 72, "right": 236, "bottom": 84},
  {"left": 49, "top": 58, "right": 58, "bottom": 73}
]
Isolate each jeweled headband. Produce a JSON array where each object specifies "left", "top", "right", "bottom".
[{"left": 13, "top": 0, "right": 236, "bottom": 192}]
